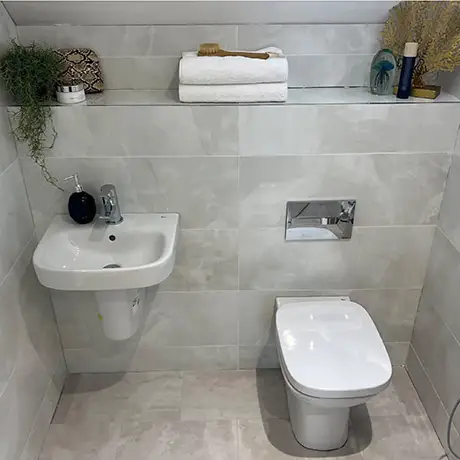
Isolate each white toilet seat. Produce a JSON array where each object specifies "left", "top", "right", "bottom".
[{"left": 276, "top": 297, "right": 392, "bottom": 400}]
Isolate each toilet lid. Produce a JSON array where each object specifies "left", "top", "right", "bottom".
[{"left": 276, "top": 299, "right": 392, "bottom": 399}]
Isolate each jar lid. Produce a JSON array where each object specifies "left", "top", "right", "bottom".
[{"left": 56, "top": 83, "right": 85, "bottom": 93}]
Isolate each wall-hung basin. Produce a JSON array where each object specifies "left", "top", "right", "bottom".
[{"left": 33, "top": 213, "right": 179, "bottom": 340}]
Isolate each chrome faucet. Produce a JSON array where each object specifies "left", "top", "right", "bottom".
[{"left": 100, "top": 184, "right": 123, "bottom": 225}]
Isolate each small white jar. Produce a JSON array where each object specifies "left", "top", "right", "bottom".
[{"left": 56, "top": 83, "right": 86, "bottom": 104}]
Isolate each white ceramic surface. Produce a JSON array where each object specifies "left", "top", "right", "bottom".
[
  {"left": 33, "top": 213, "right": 179, "bottom": 291},
  {"left": 275, "top": 297, "right": 392, "bottom": 399}
]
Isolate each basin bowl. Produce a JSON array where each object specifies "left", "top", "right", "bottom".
[{"left": 33, "top": 213, "right": 179, "bottom": 291}]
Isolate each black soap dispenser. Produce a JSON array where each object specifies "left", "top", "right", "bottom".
[{"left": 65, "top": 174, "right": 96, "bottom": 224}]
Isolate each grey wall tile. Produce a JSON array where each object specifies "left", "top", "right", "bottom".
[
  {"left": 5, "top": 2, "right": 399, "bottom": 26},
  {"left": 239, "top": 226, "right": 434, "bottom": 290},
  {"left": 238, "top": 346, "right": 279, "bottom": 369},
  {"left": 21, "top": 156, "right": 238, "bottom": 235},
  {"left": 237, "top": 24, "right": 381, "bottom": 55},
  {"left": 0, "top": 239, "right": 65, "bottom": 460},
  {"left": 41, "top": 106, "right": 238, "bottom": 158},
  {"left": 239, "top": 104, "right": 460, "bottom": 155},
  {"left": 238, "top": 289, "right": 419, "bottom": 348},
  {"left": 0, "top": 160, "right": 34, "bottom": 282},
  {"left": 439, "top": 154, "right": 460, "bottom": 252},
  {"left": 385, "top": 342, "right": 409, "bottom": 366},
  {"left": 412, "top": 299, "right": 460, "bottom": 417},
  {"left": 18, "top": 25, "right": 237, "bottom": 57},
  {"left": 65, "top": 346, "right": 238, "bottom": 373},
  {"left": 140, "top": 292, "right": 238, "bottom": 347},
  {"left": 288, "top": 54, "right": 373, "bottom": 87},
  {"left": 101, "top": 57, "right": 179, "bottom": 89},
  {"left": 239, "top": 154, "right": 449, "bottom": 228},
  {"left": 161, "top": 230, "right": 239, "bottom": 291},
  {"left": 420, "top": 229, "right": 460, "bottom": 344},
  {"left": 0, "top": 109, "right": 17, "bottom": 173}
]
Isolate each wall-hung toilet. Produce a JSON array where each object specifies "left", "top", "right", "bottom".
[{"left": 275, "top": 297, "right": 392, "bottom": 451}]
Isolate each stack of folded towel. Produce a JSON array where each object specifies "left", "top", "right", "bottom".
[{"left": 178, "top": 47, "right": 288, "bottom": 103}]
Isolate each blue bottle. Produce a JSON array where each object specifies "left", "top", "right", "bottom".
[{"left": 397, "top": 42, "right": 418, "bottom": 99}]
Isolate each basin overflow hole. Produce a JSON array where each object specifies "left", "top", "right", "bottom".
[{"left": 109, "top": 235, "right": 116, "bottom": 241}]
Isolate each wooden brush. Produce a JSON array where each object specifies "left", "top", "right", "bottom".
[{"left": 198, "top": 43, "right": 270, "bottom": 60}]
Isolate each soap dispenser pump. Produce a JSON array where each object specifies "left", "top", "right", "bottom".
[{"left": 65, "top": 174, "right": 96, "bottom": 224}]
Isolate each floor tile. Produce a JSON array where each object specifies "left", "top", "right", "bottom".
[
  {"left": 54, "top": 371, "right": 183, "bottom": 422},
  {"left": 39, "top": 413, "right": 121, "bottom": 460},
  {"left": 354, "top": 413, "right": 445, "bottom": 460},
  {"left": 181, "top": 369, "right": 288, "bottom": 421},
  {"left": 366, "top": 367, "right": 426, "bottom": 417},
  {"left": 237, "top": 418, "right": 363, "bottom": 460},
  {"left": 115, "top": 416, "right": 238, "bottom": 460}
]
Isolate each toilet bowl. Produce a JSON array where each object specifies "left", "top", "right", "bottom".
[{"left": 275, "top": 296, "right": 392, "bottom": 451}]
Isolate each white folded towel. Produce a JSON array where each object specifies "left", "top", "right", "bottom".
[
  {"left": 179, "top": 47, "right": 288, "bottom": 85},
  {"left": 178, "top": 82, "right": 288, "bottom": 103}
]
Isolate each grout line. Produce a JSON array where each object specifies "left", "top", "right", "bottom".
[
  {"left": 437, "top": 225, "right": 460, "bottom": 261},
  {"left": 35, "top": 151, "right": 451, "bottom": 160},
  {"left": 0, "top": 233, "right": 35, "bottom": 289}
]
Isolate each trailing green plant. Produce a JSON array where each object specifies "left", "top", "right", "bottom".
[{"left": 0, "top": 41, "right": 63, "bottom": 188}]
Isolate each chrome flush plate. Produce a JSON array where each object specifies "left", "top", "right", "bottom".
[{"left": 285, "top": 200, "right": 356, "bottom": 241}]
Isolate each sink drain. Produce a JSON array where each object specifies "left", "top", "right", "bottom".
[{"left": 103, "top": 263, "right": 122, "bottom": 269}]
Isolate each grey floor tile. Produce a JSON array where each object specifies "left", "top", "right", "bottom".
[
  {"left": 237, "top": 418, "right": 363, "bottom": 460},
  {"left": 181, "top": 369, "right": 288, "bottom": 421},
  {"left": 354, "top": 412, "right": 445, "bottom": 460},
  {"left": 115, "top": 416, "right": 238, "bottom": 460},
  {"left": 366, "top": 367, "right": 426, "bottom": 417},
  {"left": 54, "top": 371, "right": 183, "bottom": 422},
  {"left": 39, "top": 413, "right": 122, "bottom": 460},
  {"left": 40, "top": 368, "right": 446, "bottom": 460}
]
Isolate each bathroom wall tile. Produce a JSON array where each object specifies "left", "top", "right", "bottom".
[
  {"left": 0, "top": 160, "right": 34, "bottom": 282},
  {"left": 9, "top": 105, "right": 238, "bottom": 160},
  {"left": 64, "top": 346, "right": 238, "bottom": 373},
  {"left": 21, "top": 156, "right": 238, "bottom": 233},
  {"left": 101, "top": 57, "right": 180, "bottom": 89},
  {"left": 140, "top": 292, "right": 238, "bottom": 347},
  {"left": 238, "top": 346, "right": 280, "bottom": 369},
  {"left": 412, "top": 299, "right": 460, "bottom": 417},
  {"left": 43, "top": 105, "right": 238, "bottom": 157},
  {"left": 407, "top": 346, "right": 460, "bottom": 452},
  {"left": 385, "top": 343, "right": 409, "bottom": 366},
  {"left": 20, "top": 379, "right": 61, "bottom": 460},
  {"left": 288, "top": 54, "right": 373, "bottom": 87},
  {"left": 18, "top": 25, "right": 237, "bottom": 57},
  {"left": 239, "top": 104, "right": 460, "bottom": 155},
  {"left": 0, "top": 237, "right": 64, "bottom": 389},
  {"left": 239, "top": 154, "right": 449, "bottom": 227},
  {"left": 0, "top": 109, "right": 17, "bottom": 173},
  {"left": 0, "top": 3, "right": 16, "bottom": 48},
  {"left": 237, "top": 289, "right": 418, "bottom": 362},
  {"left": 420, "top": 229, "right": 460, "bottom": 344},
  {"left": 160, "top": 230, "right": 238, "bottom": 291},
  {"left": 439, "top": 154, "right": 460, "bottom": 252},
  {"left": 237, "top": 24, "right": 381, "bottom": 55},
  {"left": 238, "top": 226, "right": 434, "bottom": 290}
]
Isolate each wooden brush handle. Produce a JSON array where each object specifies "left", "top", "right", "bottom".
[{"left": 200, "top": 50, "right": 270, "bottom": 59}]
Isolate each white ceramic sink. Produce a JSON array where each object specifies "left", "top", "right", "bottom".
[
  {"left": 34, "top": 213, "right": 179, "bottom": 341},
  {"left": 34, "top": 213, "right": 179, "bottom": 291}
]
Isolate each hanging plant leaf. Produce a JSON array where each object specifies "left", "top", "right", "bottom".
[{"left": 0, "top": 40, "right": 64, "bottom": 189}]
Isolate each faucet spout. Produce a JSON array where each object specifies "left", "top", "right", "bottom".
[{"left": 100, "top": 184, "right": 123, "bottom": 225}]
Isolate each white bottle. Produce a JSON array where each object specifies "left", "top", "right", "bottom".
[{"left": 56, "top": 82, "right": 86, "bottom": 104}]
